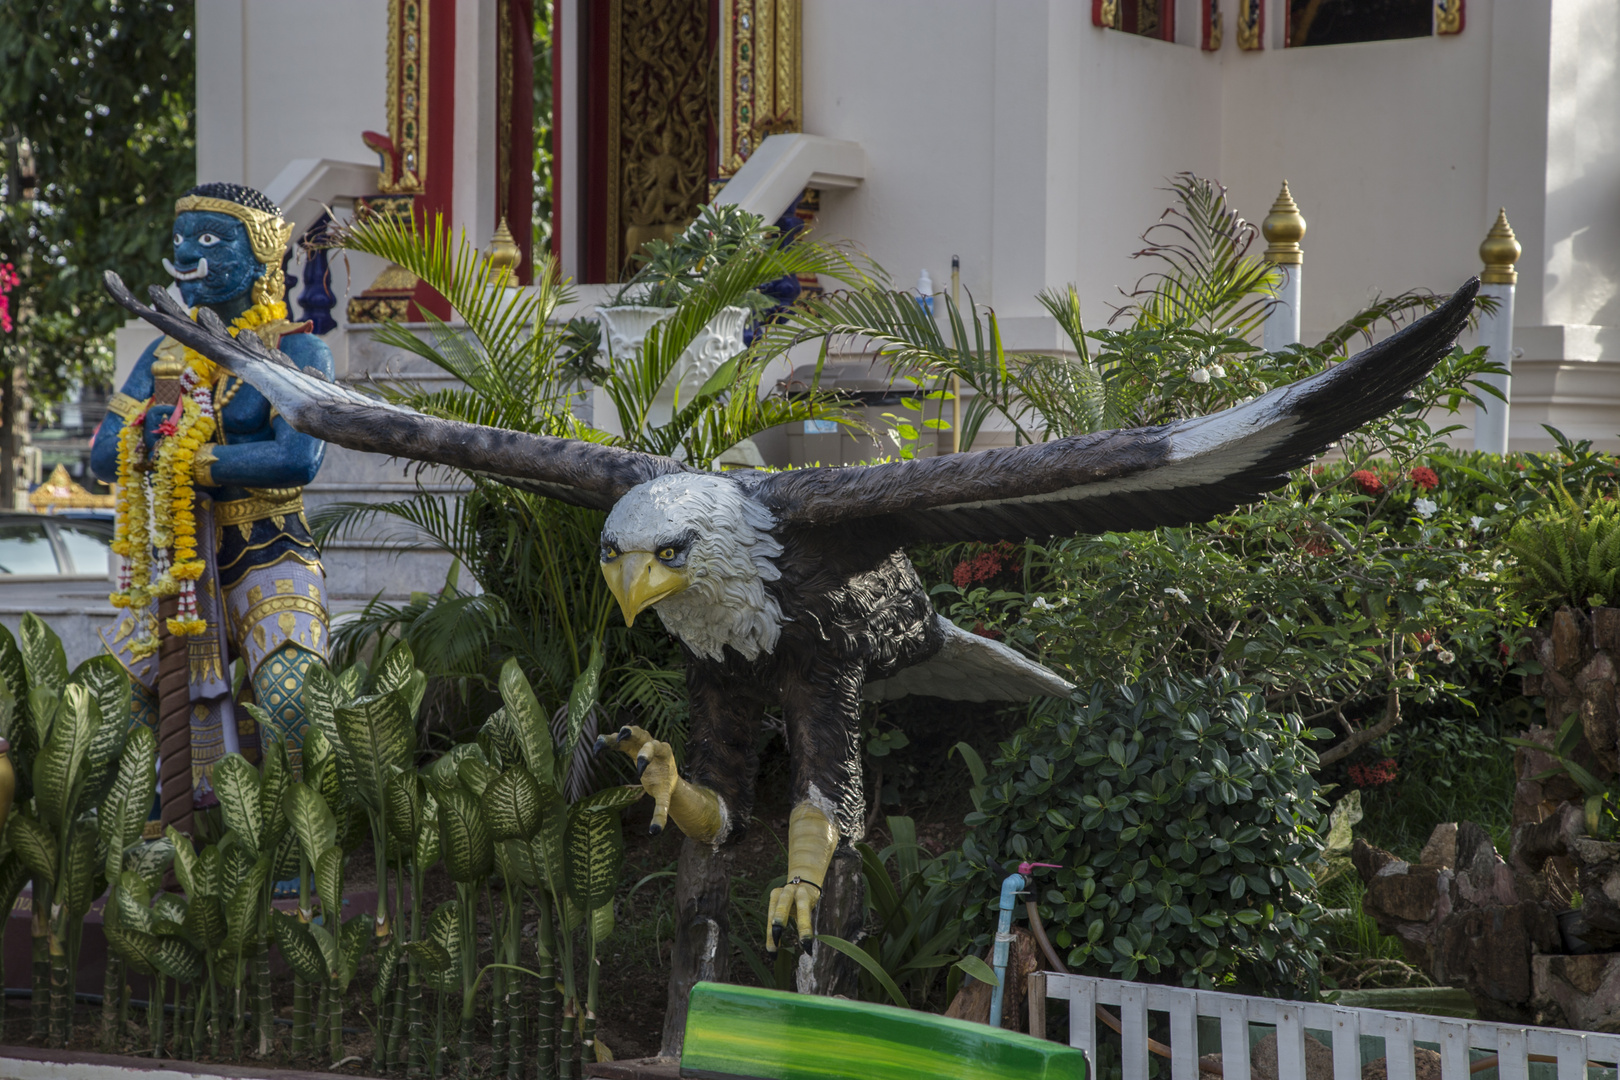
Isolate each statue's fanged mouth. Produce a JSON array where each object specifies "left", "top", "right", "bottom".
[{"left": 163, "top": 257, "right": 209, "bottom": 282}]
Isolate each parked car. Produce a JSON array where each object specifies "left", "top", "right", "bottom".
[{"left": 0, "top": 511, "right": 114, "bottom": 578}]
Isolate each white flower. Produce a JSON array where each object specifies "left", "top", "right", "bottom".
[
  {"left": 1469, "top": 515, "right": 1485, "bottom": 530},
  {"left": 1415, "top": 579, "right": 1430, "bottom": 592},
  {"left": 1164, "top": 587, "right": 1190, "bottom": 602},
  {"left": 1210, "top": 364, "right": 1226, "bottom": 378},
  {"left": 1473, "top": 571, "right": 1492, "bottom": 581},
  {"left": 1190, "top": 369, "right": 1210, "bottom": 385},
  {"left": 1437, "top": 649, "right": 1456, "bottom": 664},
  {"left": 1494, "top": 502, "right": 1506, "bottom": 511},
  {"left": 1031, "top": 596, "right": 1051, "bottom": 611},
  {"left": 1413, "top": 498, "right": 1438, "bottom": 518},
  {"left": 1493, "top": 559, "right": 1504, "bottom": 571}
]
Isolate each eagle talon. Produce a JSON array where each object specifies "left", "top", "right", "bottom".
[
  {"left": 648, "top": 822, "right": 662, "bottom": 836},
  {"left": 592, "top": 735, "right": 608, "bottom": 756}
]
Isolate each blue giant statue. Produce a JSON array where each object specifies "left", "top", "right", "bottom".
[{"left": 91, "top": 182, "right": 334, "bottom": 818}]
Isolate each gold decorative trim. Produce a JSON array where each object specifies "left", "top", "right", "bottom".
[
  {"left": 1436, "top": 0, "right": 1463, "bottom": 35},
  {"left": 1237, "top": 0, "right": 1261, "bottom": 50},
  {"left": 193, "top": 445, "right": 219, "bottom": 487},
  {"left": 380, "top": 0, "right": 428, "bottom": 193},
  {"left": 108, "top": 392, "right": 144, "bottom": 422},
  {"left": 719, "top": 1, "right": 803, "bottom": 180},
  {"left": 236, "top": 594, "right": 329, "bottom": 634},
  {"left": 496, "top": 0, "right": 515, "bottom": 225},
  {"left": 142, "top": 820, "right": 164, "bottom": 841},
  {"left": 27, "top": 465, "right": 116, "bottom": 512},
  {"left": 215, "top": 489, "right": 306, "bottom": 529},
  {"left": 218, "top": 543, "right": 321, "bottom": 576}
]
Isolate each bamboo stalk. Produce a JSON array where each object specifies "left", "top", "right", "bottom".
[
  {"left": 192, "top": 977, "right": 207, "bottom": 1060},
  {"left": 389, "top": 968, "right": 408, "bottom": 1074},
  {"left": 256, "top": 945, "right": 272, "bottom": 1056},
  {"left": 172, "top": 975, "right": 185, "bottom": 1059},
  {"left": 29, "top": 894, "right": 47, "bottom": 1039},
  {"left": 234, "top": 957, "right": 247, "bottom": 1060},
  {"left": 491, "top": 884, "right": 508, "bottom": 1078},
  {"left": 150, "top": 973, "right": 165, "bottom": 1059},
  {"left": 293, "top": 977, "right": 307, "bottom": 1062},
  {"left": 534, "top": 894, "right": 557, "bottom": 1080},
  {"left": 558, "top": 998, "right": 575, "bottom": 1080},
  {"left": 100, "top": 951, "right": 121, "bottom": 1050},
  {"left": 433, "top": 988, "right": 447, "bottom": 1080},
  {"left": 330, "top": 976, "right": 344, "bottom": 1064},
  {"left": 210, "top": 967, "right": 221, "bottom": 1060},
  {"left": 47, "top": 916, "right": 69, "bottom": 1047}
]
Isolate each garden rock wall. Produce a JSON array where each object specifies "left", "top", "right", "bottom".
[{"left": 1355, "top": 606, "right": 1620, "bottom": 1029}]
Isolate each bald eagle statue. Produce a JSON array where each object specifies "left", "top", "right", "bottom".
[{"left": 106, "top": 272, "right": 1478, "bottom": 952}]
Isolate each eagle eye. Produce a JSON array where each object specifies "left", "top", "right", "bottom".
[
  {"left": 601, "top": 544, "right": 620, "bottom": 561},
  {"left": 658, "top": 547, "right": 677, "bottom": 561}
]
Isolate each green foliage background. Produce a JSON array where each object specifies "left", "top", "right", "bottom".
[{"left": 0, "top": 0, "right": 195, "bottom": 412}]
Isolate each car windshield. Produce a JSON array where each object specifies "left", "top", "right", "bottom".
[
  {"left": 57, "top": 524, "right": 111, "bottom": 576},
  {"left": 0, "top": 522, "right": 60, "bottom": 575}
]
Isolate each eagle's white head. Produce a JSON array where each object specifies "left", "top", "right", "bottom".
[{"left": 599, "top": 473, "right": 784, "bottom": 662}]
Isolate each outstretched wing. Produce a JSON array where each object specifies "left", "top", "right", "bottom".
[
  {"left": 104, "top": 273, "right": 691, "bottom": 510},
  {"left": 747, "top": 278, "right": 1479, "bottom": 544}
]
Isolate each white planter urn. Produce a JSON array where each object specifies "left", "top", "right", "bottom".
[{"left": 595, "top": 304, "right": 750, "bottom": 428}]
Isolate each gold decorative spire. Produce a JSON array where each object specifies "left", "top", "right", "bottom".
[
  {"left": 487, "top": 217, "right": 521, "bottom": 280},
  {"left": 1262, "top": 181, "right": 1306, "bottom": 266},
  {"left": 1479, "top": 208, "right": 1521, "bottom": 285}
]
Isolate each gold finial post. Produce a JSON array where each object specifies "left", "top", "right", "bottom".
[
  {"left": 1480, "top": 208, "right": 1521, "bottom": 285},
  {"left": 487, "top": 216, "right": 521, "bottom": 282},
  {"left": 1474, "top": 208, "right": 1518, "bottom": 455},
  {"left": 1262, "top": 181, "right": 1306, "bottom": 266}
]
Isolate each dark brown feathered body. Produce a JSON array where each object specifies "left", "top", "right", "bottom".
[{"left": 682, "top": 529, "right": 943, "bottom": 841}]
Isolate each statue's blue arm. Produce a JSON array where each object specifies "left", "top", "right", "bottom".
[
  {"left": 206, "top": 334, "right": 335, "bottom": 488},
  {"left": 89, "top": 340, "right": 161, "bottom": 486}
]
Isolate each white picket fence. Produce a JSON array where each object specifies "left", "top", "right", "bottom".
[{"left": 1036, "top": 972, "right": 1620, "bottom": 1080}]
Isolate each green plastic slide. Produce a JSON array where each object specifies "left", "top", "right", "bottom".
[{"left": 680, "top": 982, "right": 1087, "bottom": 1080}]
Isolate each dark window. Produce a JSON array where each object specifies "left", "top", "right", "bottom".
[{"left": 1289, "top": 0, "right": 1433, "bottom": 47}]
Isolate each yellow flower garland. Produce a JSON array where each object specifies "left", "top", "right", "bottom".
[{"left": 111, "top": 300, "right": 287, "bottom": 640}]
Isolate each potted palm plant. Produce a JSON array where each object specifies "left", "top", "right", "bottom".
[{"left": 596, "top": 204, "right": 796, "bottom": 430}]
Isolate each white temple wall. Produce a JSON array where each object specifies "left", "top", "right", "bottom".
[
  {"left": 195, "top": 0, "right": 388, "bottom": 194},
  {"left": 1215, "top": 7, "right": 1495, "bottom": 341}
]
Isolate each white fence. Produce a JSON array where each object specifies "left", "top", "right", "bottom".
[{"left": 1036, "top": 972, "right": 1620, "bottom": 1080}]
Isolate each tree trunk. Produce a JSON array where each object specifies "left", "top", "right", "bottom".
[
  {"left": 659, "top": 837, "right": 735, "bottom": 1059},
  {"left": 0, "top": 364, "right": 30, "bottom": 511}
]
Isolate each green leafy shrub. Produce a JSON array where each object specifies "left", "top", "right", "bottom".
[
  {"left": 960, "top": 672, "right": 1327, "bottom": 994},
  {"left": 1505, "top": 481, "right": 1620, "bottom": 614}
]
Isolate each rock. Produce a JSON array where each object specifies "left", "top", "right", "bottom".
[
  {"left": 1451, "top": 822, "right": 1518, "bottom": 910},
  {"left": 1433, "top": 902, "right": 1559, "bottom": 1016},
  {"left": 1533, "top": 952, "right": 1620, "bottom": 1030},
  {"left": 1554, "top": 608, "right": 1585, "bottom": 675},
  {"left": 1576, "top": 651, "right": 1620, "bottom": 772},
  {"left": 1592, "top": 608, "right": 1620, "bottom": 654},
  {"left": 1420, "top": 823, "right": 1457, "bottom": 868},
  {"left": 1361, "top": 1047, "right": 1442, "bottom": 1080},
  {"left": 1197, "top": 1031, "right": 1334, "bottom": 1080}
]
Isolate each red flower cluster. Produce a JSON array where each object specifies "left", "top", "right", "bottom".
[
  {"left": 0, "top": 263, "right": 18, "bottom": 333},
  {"left": 1410, "top": 466, "right": 1439, "bottom": 491},
  {"left": 970, "top": 621, "right": 1004, "bottom": 641},
  {"left": 1350, "top": 470, "right": 1384, "bottom": 496},
  {"left": 1349, "top": 758, "right": 1399, "bottom": 787},
  {"left": 953, "top": 541, "right": 1021, "bottom": 588},
  {"left": 1298, "top": 532, "right": 1333, "bottom": 557}
]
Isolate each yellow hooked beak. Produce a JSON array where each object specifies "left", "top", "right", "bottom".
[{"left": 602, "top": 551, "right": 688, "bottom": 626}]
